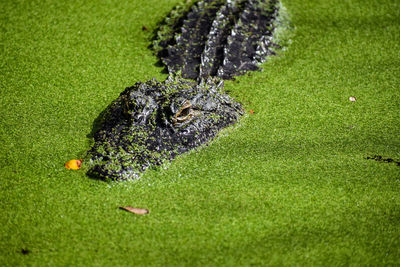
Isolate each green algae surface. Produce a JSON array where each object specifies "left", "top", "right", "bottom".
[{"left": 1, "top": 0, "right": 399, "bottom": 265}]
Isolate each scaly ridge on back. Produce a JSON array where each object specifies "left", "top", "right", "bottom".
[
  {"left": 163, "top": 0, "right": 225, "bottom": 79},
  {"left": 199, "top": 0, "right": 246, "bottom": 79},
  {"left": 218, "top": 0, "right": 278, "bottom": 79},
  {"left": 156, "top": 0, "right": 279, "bottom": 80}
]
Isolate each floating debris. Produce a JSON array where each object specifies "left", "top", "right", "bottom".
[
  {"left": 65, "top": 159, "right": 82, "bottom": 170},
  {"left": 120, "top": 206, "right": 150, "bottom": 215},
  {"left": 366, "top": 155, "right": 400, "bottom": 166},
  {"left": 21, "top": 248, "right": 30, "bottom": 255}
]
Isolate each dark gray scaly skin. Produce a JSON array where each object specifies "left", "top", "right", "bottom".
[
  {"left": 155, "top": 0, "right": 279, "bottom": 81},
  {"left": 87, "top": 77, "right": 242, "bottom": 180},
  {"left": 87, "top": 0, "right": 279, "bottom": 181},
  {"left": 218, "top": 0, "right": 278, "bottom": 79}
]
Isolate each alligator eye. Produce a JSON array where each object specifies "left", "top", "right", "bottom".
[{"left": 173, "top": 100, "right": 193, "bottom": 125}]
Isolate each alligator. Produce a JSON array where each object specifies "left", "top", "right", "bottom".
[{"left": 87, "top": 0, "right": 280, "bottom": 181}]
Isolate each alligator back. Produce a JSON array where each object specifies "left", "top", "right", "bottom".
[{"left": 154, "top": 0, "right": 279, "bottom": 80}]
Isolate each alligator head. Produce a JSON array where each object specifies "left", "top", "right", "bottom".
[
  {"left": 87, "top": 0, "right": 280, "bottom": 180},
  {"left": 87, "top": 76, "right": 242, "bottom": 181}
]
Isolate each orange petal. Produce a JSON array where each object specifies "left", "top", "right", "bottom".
[
  {"left": 120, "top": 206, "right": 149, "bottom": 215},
  {"left": 65, "top": 159, "right": 82, "bottom": 170}
]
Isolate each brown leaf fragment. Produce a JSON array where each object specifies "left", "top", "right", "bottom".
[
  {"left": 120, "top": 206, "right": 149, "bottom": 215},
  {"left": 142, "top": 25, "right": 148, "bottom": 31},
  {"left": 249, "top": 109, "right": 255, "bottom": 114}
]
